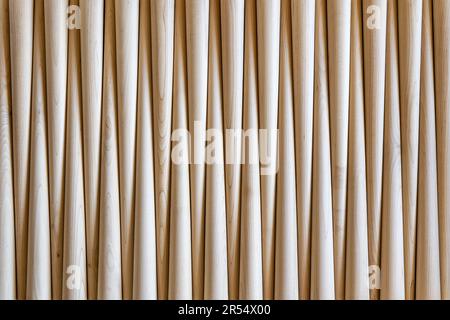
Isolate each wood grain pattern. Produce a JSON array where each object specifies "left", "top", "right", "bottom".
[
  {"left": 115, "top": 0, "right": 139, "bottom": 300},
  {"left": 345, "top": 0, "right": 369, "bottom": 300},
  {"left": 256, "top": 0, "right": 280, "bottom": 300},
  {"left": 434, "top": 0, "right": 450, "bottom": 300},
  {"left": 310, "top": 0, "right": 335, "bottom": 300},
  {"left": 44, "top": 0, "right": 68, "bottom": 300},
  {"left": 416, "top": 0, "right": 441, "bottom": 300},
  {"left": 398, "top": 0, "right": 422, "bottom": 300},
  {"left": 220, "top": 0, "right": 244, "bottom": 300},
  {"left": 381, "top": 0, "right": 405, "bottom": 300},
  {"left": 0, "top": 0, "right": 15, "bottom": 300},
  {"left": 168, "top": 0, "right": 192, "bottom": 300},
  {"left": 274, "top": 0, "right": 298, "bottom": 300},
  {"left": 9, "top": 0, "right": 34, "bottom": 299},
  {"left": 80, "top": 0, "right": 104, "bottom": 299},
  {"left": 291, "top": 0, "right": 315, "bottom": 300},
  {"left": 185, "top": 0, "right": 209, "bottom": 300},
  {"left": 327, "top": 0, "right": 351, "bottom": 300},
  {"left": 97, "top": 0, "right": 122, "bottom": 300},
  {"left": 133, "top": 0, "right": 157, "bottom": 300},
  {"left": 204, "top": 0, "right": 228, "bottom": 300},
  {"left": 150, "top": 0, "right": 174, "bottom": 299},
  {"left": 362, "top": 0, "right": 387, "bottom": 300},
  {"left": 62, "top": 9, "right": 87, "bottom": 299},
  {"left": 239, "top": 0, "right": 262, "bottom": 300},
  {"left": 27, "top": 0, "right": 51, "bottom": 300}
]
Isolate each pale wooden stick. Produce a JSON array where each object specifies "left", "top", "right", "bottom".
[
  {"left": 9, "top": 0, "right": 34, "bottom": 299},
  {"left": 239, "top": 0, "right": 262, "bottom": 300},
  {"left": 291, "top": 0, "right": 315, "bottom": 300},
  {"left": 362, "top": 0, "right": 387, "bottom": 300},
  {"left": 0, "top": 0, "right": 16, "bottom": 300},
  {"left": 168, "top": 0, "right": 192, "bottom": 300},
  {"left": 27, "top": 0, "right": 51, "bottom": 300},
  {"left": 256, "top": 0, "right": 280, "bottom": 300},
  {"left": 274, "top": 0, "right": 298, "bottom": 300},
  {"left": 204, "top": 0, "right": 228, "bottom": 300},
  {"left": 345, "top": 0, "right": 369, "bottom": 301},
  {"left": 185, "top": 0, "right": 209, "bottom": 300},
  {"left": 310, "top": 0, "right": 335, "bottom": 300},
  {"left": 433, "top": 0, "right": 450, "bottom": 300},
  {"left": 220, "top": 0, "right": 244, "bottom": 300},
  {"left": 97, "top": 0, "right": 122, "bottom": 300},
  {"left": 80, "top": 0, "right": 104, "bottom": 299},
  {"left": 150, "top": 0, "right": 174, "bottom": 299},
  {"left": 416, "top": 0, "right": 441, "bottom": 300},
  {"left": 380, "top": 0, "right": 405, "bottom": 300},
  {"left": 327, "top": 0, "right": 351, "bottom": 300},
  {"left": 115, "top": 0, "right": 139, "bottom": 300},
  {"left": 397, "top": 0, "right": 423, "bottom": 300},
  {"left": 44, "top": 0, "right": 68, "bottom": 300},
  {"left": 62, "top": 7, "right": 87, "bottom": 299},
  {"left": 133, "top": 0, "right": 157, "bottom": 300}
]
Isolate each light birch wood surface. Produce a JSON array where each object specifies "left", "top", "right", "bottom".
[
  {"left": 363, "top": 0, "right": 387, "bottom": 300},
  {"left": 0, "top": 0, "right": 15, "bottom": 300},
  {"left": 185, "top": 0, "right": 209, "bottom": 300},
  {"left": 434, "top": 0, "right": 450, "bottom": 300},
  {"left": 9, "top": 0, "right": 34, "bottom": 300},
  {"left": 27, "top": 0, "right": 51, "bottom": 300},
  {"left": 133, "top": 0, "right": 157, "bottom": 300},
  {"left": 44, "top": 0, "right": 68, "bottom": 300},
  {"left": 398, "top": 0, "right": 423, "bottom": 300},
  {"left": 80, "top": 0, "right": 104, "bottom": 300},
  {"left": 62, "top": 7, "right": 87, "bottom": 299},
  {"left": 310, "top": 0, "right": 335, "bottom": 300},
  {"left": 345, "top": 0, "right": 369, "bottom": 301},
  {"left": 415, "top": 0, "right": 441, "bottom": 300},
  {"left": 220, "top": 0, "right": 244, "bottom": 300},
  {"left": 327, "top": 0, "right": 351, "bottom": 300},
  {"left": 239, "top": 0, "right": 262, "bottom": 301},
  {"left": 97, "top": 0, "right": 122, "bottom": 300},
  {"left": 151, "top": 0, "right": 174, "bottom": 300},
  {"left": 168, "top": 0, "right": 192, "bottom": 300},
  {"left": 257, "top": 0, "right": 281, "bottom": 300},
  {"left": 291, "top": 0, "right": 315, "bottom": 300}
]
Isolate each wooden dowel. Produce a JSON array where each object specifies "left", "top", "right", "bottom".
[
  {"left": 416, "top": 0, "right": 441, "bottom": 300},
  {"left": 150, "top": 0, "right": 175, "bottom": 300},
  {"left": 220, "top": 0, "right": 244, "bottom": 300},
  {"left": 115, "top": 0, "right": 139, "bottom": 300},
  {"left": 9, "top": 0, "right": 34, "bottom": 299},
  {"left": 327, "top": 0, "right": 351, "bottom": 300},
  {"left": 310, "top": 0, "right": 335, "bottom": 300},
  {"left": 433, "top": 0, "right": 450, "bottom": 300},
  {"left": 256, "top": 0, "right": 280, "bottom": 300},
  {"left": 204, "top": 0, "right": 228, "bottom": 300},
  {"left": 0, "top": 0, "right": 16, "bottom": 300},
  {"left": 62, "top": 3, "right": 87, "bottom": 298},
  {"left": 274, "top": 0, "right": 298, "bottom": 300},
  {"left": 362, "top": 0, "right": 387, "bottom": 300},
  {"left": 168, "top": 0, "right": 192, "bottom": 300},
  {"left": 27, "top": 0, "right": 51, "bottom": 300},
  {"left": 97, "top": 0, "right": 122, "bottom": 300},
  {"left": 345, "top": 0, "right": 369, "bottom": 301},
  {"left": 44, "top": 0, "right": 68, "bottom": 300},
  {"left": 380, "top": 0, "right": 405, "bottom": 300},
  {"left": 133, "top": 0, "right": 157, "bottom": 300},
  {"left": 398, "top": 0, "right": 423, "bottom": 300},
  {"left": 185, "top": 0, "right": 209, "bottom": 300},
  {"left": 291, "top": 0, "right": 315, "bottom": 300},
  {"left": 80, "top": 0, "right": 104, "bottom": 299},
  {"left": 239, "top": 0, "right": 262, "bottom": 300}
]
